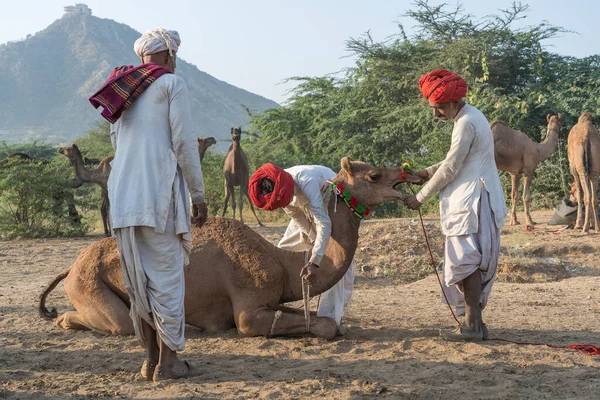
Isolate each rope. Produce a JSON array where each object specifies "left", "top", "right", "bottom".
[
  {"left": 405, "top": 182, "right": 600, "bottom": 356},
  {"left": 302, "top": 276, "right": 310, "bottom": 333},
  {"left": 407, "top": 183, "right": 462, "bottom": 327},
  {"left": 269, "top": 310, "right": 283, "bottom": 337}
]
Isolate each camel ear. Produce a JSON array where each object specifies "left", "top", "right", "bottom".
[
  {"left": 231, "top": 127, "right": 234, "bottom": 133},
  {"left": 547, "top": 114, "right": 551, "bottom": 123},
  {"left": 196, "top": 137, "right": 201, "bottom": 144},
  {"left": 341, "top": 157, "right": 353, "bottom": 175}
]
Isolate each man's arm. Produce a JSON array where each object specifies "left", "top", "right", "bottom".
[
  {"left": 110, "top": 123, "right": 117, "bottom": 151},
  {"left": 416, "top": 120, "right": 476, "bottom": 203},
  {"left": 169, "top": 78, "right": 205, "bottom": 205},
  {"left": 301, "top": 179, "right": 332, "bottom": 266}
]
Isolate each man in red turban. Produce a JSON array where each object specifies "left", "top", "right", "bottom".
[
  {"left": 404, "top": 69, "right": 507, "bottom": 342},
  {"left": 249, "top": 164, "right": 355, "bottom": 333}
]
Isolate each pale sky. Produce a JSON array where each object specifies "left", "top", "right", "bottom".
[{"left": 1, "top": 1, "right": 599, "bottom": 104}]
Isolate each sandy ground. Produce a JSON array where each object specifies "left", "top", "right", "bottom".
[{"left": 1, "top": 209, "right": 599, "bottom": 399}]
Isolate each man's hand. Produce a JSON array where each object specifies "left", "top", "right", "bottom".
[
  {"left": 300, "top": 262, "right": 319, "bottom": 285},
  {"left": 414, "top": 169, "right": 430, "bottom": 185},
  {"left": 404, "top": 195, "right": 422, "bottom": 210},
  {"left": 191, "top": 203, "right": 208, "bottom": 227}
]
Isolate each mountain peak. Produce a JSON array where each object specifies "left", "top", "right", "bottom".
[{"left": 0, "top": 8, "right": 278, "bottom": 148}]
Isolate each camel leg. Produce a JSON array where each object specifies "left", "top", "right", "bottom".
[
  {"left": 574, "top": 174, "right": 585, "bottom": 230},
  {"left": 100, "top": 196, "right": 110, "bottom": 237},
  {"left": 236, "top": 306, "right": 338, "bottom": 340},
  {"left": 57, "top": 275, "right": 133, "bottom": 335},
  {"left": 581, "top": 174, "right": 592, "bottom": 233},
  {"left": 222, "top": 183, "right": 231, "bottom": 217},
  {"left": 509, "top": 174, "right": 521, "bottom": 225},
  {"left": 591, "top": 177, "right": 600, "bottom": 231},
  {"left": 522, "top": 175, "right": 535, "bottom": 226},
  {"left": 244, "top": 188, "right": 264, "bottom": 227},
  {"left": 238, "top": 186, "right": 244, "bottom": 224},
  {"left": 231, "top": 186, "right": 237, "bottom": 221}
]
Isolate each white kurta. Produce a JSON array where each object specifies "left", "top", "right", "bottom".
[
  {"left": 108, "top": 73, "right": 205, "bottom": 351},
  {"left": 416, "top": 104, "right": 506, "bottom": 311},
  {"left": 278, "top": 165, "right": 355, "bottom": 326}
]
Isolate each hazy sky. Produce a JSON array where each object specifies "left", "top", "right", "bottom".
[{"left": 1, "top": 1, "right": 599, "bottom": 104}]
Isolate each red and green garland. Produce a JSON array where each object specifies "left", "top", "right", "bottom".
[{"left": 329, "top": 181, "right": 371, "bottom": 219}]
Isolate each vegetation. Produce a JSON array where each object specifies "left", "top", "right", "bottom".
[
  {"left": 245, "top": 1, "right": 600, "bottom": 216},
  {"left": 3, "top": 1, "right": 600, "bottom": 237}
]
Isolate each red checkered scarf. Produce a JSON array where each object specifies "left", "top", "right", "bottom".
[{"left": 89, "top": 62, "right": 171, "bottom": 123}]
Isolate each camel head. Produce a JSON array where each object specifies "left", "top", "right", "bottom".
[
  {"left": 197, "top": 137, "right": 217, "bottom": 151},
  {"left": 546, "top": 113, "right": 563, "bottom": 131},
  {"left": 578, "top": 112, "right": 593, "bottom": 124},
  {"left": 334, "top": 157, "right": 421, "bottom": 207},
  {"left": 231, "top": 127, "right": 242, "bottom": 143},
  {"left": 57, "top": 143, "right": 82, "bottom": 161}
]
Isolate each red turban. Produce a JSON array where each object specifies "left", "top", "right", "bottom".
[
  {"left": 419, "top": 69, "right": 467, "bottom": 103},
  {"left": 249, "top": 164, "right": 295, "bottom": 211}
]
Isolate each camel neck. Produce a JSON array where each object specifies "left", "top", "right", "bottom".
[
  {"left": 280, "top": 195, "right": 360, "bottom": 302},
  {"left": 537, "top": 125, "right": 560, "bottom": 161}
]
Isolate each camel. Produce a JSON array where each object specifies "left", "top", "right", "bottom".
[
  {"left": 222, "top": 127, "right": 263, "bottom": 226},
  {"left": 491, "top": 114, "right": 563, "bottom": 226},
  {"left": 567, "top": 112, "right": 600, "bottom": 232},
  {"left": 39, "top": 158, "right": 419, "bottom": 339},
  {"left": 197, "top": 137, "right": 217, "bottom": 163},
  {"left": 58, "top": 144, "right": 113, "bottom": 237}
]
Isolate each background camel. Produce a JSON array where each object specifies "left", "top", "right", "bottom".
[
  {"left": 58, "top": 144, "right": 113, "bottom": 237},
  {"left": 222, "top": 127, "right": 263, "bottom": 226},
  {"left": 39, "top": 158, "right": 419, "bottom": 339},
  {"left": 197, "top": 137, "right": 217, "bottom": 163},
  {"left": 567, "top": 112, "right": 600, "bottom": 232},
  {"left": 491, "top": 114, "right": 563, "bottom": 226}
]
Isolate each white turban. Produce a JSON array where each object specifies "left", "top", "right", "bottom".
[{"left": 134, "top": 27, "right": 181, "bottom": 58}]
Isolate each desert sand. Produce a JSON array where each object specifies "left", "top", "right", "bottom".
[{"left": 1, "top": 210, "right": 599, "bottom": 399}]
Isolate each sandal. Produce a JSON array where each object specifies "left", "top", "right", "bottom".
[
  {"left": 440, "top": 325, "right": 484, "bottom": 342},
  {"left": 153, "top": 360, "right": 203, "bottom": 382},
  {"left": 140, "top": 360, "right": 157, "bottom": 381}
]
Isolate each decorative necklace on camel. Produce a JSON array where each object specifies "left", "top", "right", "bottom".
[{"left": 329, "top": 181, "right": 371, "bottom": 219}]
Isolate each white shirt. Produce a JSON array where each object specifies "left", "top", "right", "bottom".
[
  {"left": 108, "top": 74, "right": 205, "bottom": 236},
  {"left": 283, "top": 165, "right": 337, "bottom": 265},
  {"left": 416, "top": 104, "right": 506, "bottom": 236}
]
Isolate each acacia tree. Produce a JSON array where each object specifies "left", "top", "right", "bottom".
[{"left": 247, "top": 1, "right": 597, "bottom": 215}]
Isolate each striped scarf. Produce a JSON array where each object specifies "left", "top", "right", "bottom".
[{"left": 89, "top": 63, "right": 171, "bottom": 123}]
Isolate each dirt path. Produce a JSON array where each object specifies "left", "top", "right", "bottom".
[{"left": 1, "top": 210, "right": 599, "bottom": 399}]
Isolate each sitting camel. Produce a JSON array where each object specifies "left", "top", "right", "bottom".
[
  {"left": 491, "top": 114, "right": 563, "bottom": 226},
  {"left": 39, "top": 158, "right": 418, "bottom": 339},
  {"left": 58, "top": 144, "right": 113, "bottom": 237},
  {"left": 568, "top": 112, "right": 600, "bottom": 232},
  {"left": 223, "top": 127, "right": 263, "bottom": 226}
]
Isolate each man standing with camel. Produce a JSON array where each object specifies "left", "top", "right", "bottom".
[
  {"left": 248, "top": 164, "right": 355, "bottom": 333},
  {"left": 90, "top": 27, "right": 207, "bottom": 381},
  {"left": 403, "top": 70, "right": 506, "bottom": 341}
]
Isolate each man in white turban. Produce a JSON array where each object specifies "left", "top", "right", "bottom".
[{"left": 96, "top": 27, "right": 207, "bottom": 382}]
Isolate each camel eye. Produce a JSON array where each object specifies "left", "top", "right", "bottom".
[{"left": 366, "top": 172, "right": 381, "bottom": 183}]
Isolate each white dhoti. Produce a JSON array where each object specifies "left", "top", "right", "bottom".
[
  {"left": 115, "top": 205, "right": 186, "bottom": 352},
  {"left": 278, "top": 219, "right": 355, "bottom": 325},
  {"left": 441, "top": 188, "right": 500, "bottom": 313}
]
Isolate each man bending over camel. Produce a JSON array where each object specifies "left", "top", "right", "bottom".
[
  {"left": 249, "top": 164, "right": 355, "bottom": 333},
  {"left": 403, "top": 70, "right": 506, "bottom": 341},
  {"left": 90, "top": 27, "right": 207, "bottom": 381}
]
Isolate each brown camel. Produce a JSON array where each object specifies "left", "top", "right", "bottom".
[
  {"left": 39, "top": 158, "right": 419, "bottom": 339},
  {"left": 58, "top": 144, "right": 113, "bottom": 237},
  {"left": 197, "top": 137, "right": 217, "bottom": 163},
  {"left": 567, "top": 112, "right": 600, "bottom": 232},
  {"left": 222, "top": 127, "right": 263, "bottom": 226},
  {"left": 491, "top": 114, "right": 563, "bottom": 226}
]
